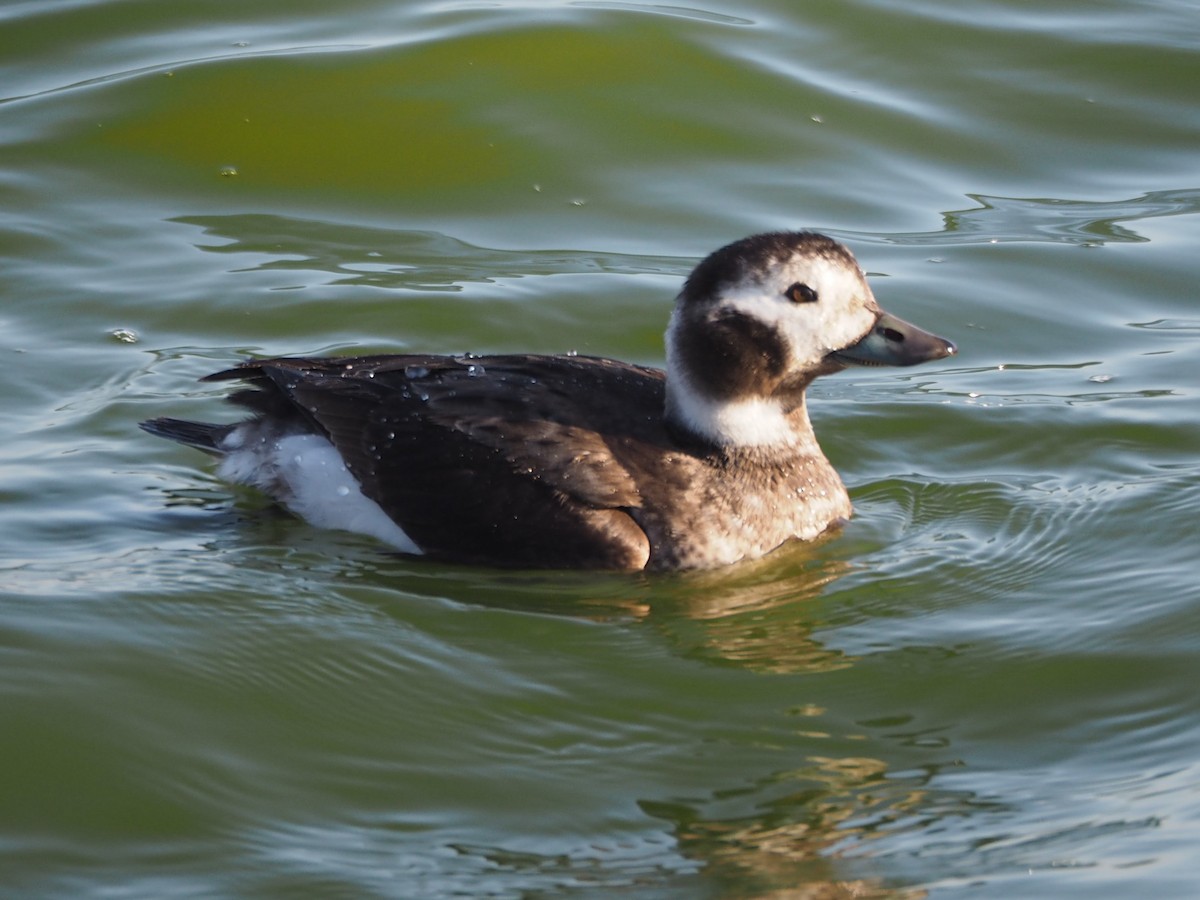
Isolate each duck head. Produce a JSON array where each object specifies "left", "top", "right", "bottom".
[{"left": 664, "top": 231, "right": 956, "bottom": 448}]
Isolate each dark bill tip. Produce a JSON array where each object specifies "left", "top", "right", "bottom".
[{"left": 830, "top": 311, "right": 956, "bottom": 368}]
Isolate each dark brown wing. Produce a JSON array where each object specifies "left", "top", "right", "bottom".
[{"left": 205, "top": 354, "right": 669, "bottom": 569}]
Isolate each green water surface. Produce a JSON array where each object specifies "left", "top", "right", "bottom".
[{"left": 2, "top": 1, "right": 1199, "bottom": 897}]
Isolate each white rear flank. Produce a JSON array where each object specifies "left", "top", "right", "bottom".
[{"left": 217, "top": 430, "right": 422, "bottom": 554}]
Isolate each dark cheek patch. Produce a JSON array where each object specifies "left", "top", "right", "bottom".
[{"left": 680, "top": 307, "right": 788, "bottom": 399}]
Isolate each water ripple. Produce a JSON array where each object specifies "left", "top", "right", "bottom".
[
  {"left": 837, "top": 189, "right": 1200, "bottom": 247},
  {"left": 172, "top": 214, "right": 689, "bottom": 291}
]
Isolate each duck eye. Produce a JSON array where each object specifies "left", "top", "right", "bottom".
[{"left": 786, "top": 282, "right": 818, "bottom": 304}]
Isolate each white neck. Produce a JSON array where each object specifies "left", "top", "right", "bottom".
[{"left": 664, "top": 308, "right": 814, "bottom": 450}]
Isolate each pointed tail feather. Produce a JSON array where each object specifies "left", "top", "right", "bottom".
[{"left": 140, "top": 417, "right": 231, "bottom": 454}]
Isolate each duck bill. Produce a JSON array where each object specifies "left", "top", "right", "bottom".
[{"left": 829, "top": 310, "right": 957, "bottom": 368}]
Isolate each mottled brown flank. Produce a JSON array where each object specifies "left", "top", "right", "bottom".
[
  {"left": 632, "top": 444, "right": 851, "bottom": 570},
  {"left": 681, "top": 231, "right": 858, "bottom": 307}
]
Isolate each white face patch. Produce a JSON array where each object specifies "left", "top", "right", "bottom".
[
  {"left": 714, "top": 253, "right": 879, "bottom": 369},
  {"left": 217, "top": 430, "right": 422, "bottom": 554}
]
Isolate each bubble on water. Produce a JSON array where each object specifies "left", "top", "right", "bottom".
[
  {"left": 336, "top": 485, "right": 350, "bottom": 497},
  {"left": 219, "top": 165, "right": 239, "bottom": 177},
  {"left": 110, "top": 328, "right": 138, "bottom": 343},
  {"left": 1088, "top": 374, "right": 1114, "bottom": 384},
  {"left": 466, "top": 364, "right": 485, "bottom": 377}
]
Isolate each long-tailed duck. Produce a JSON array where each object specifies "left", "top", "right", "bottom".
[{"left": 142, "top": 231, "right": 955, "bottom": 570}]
